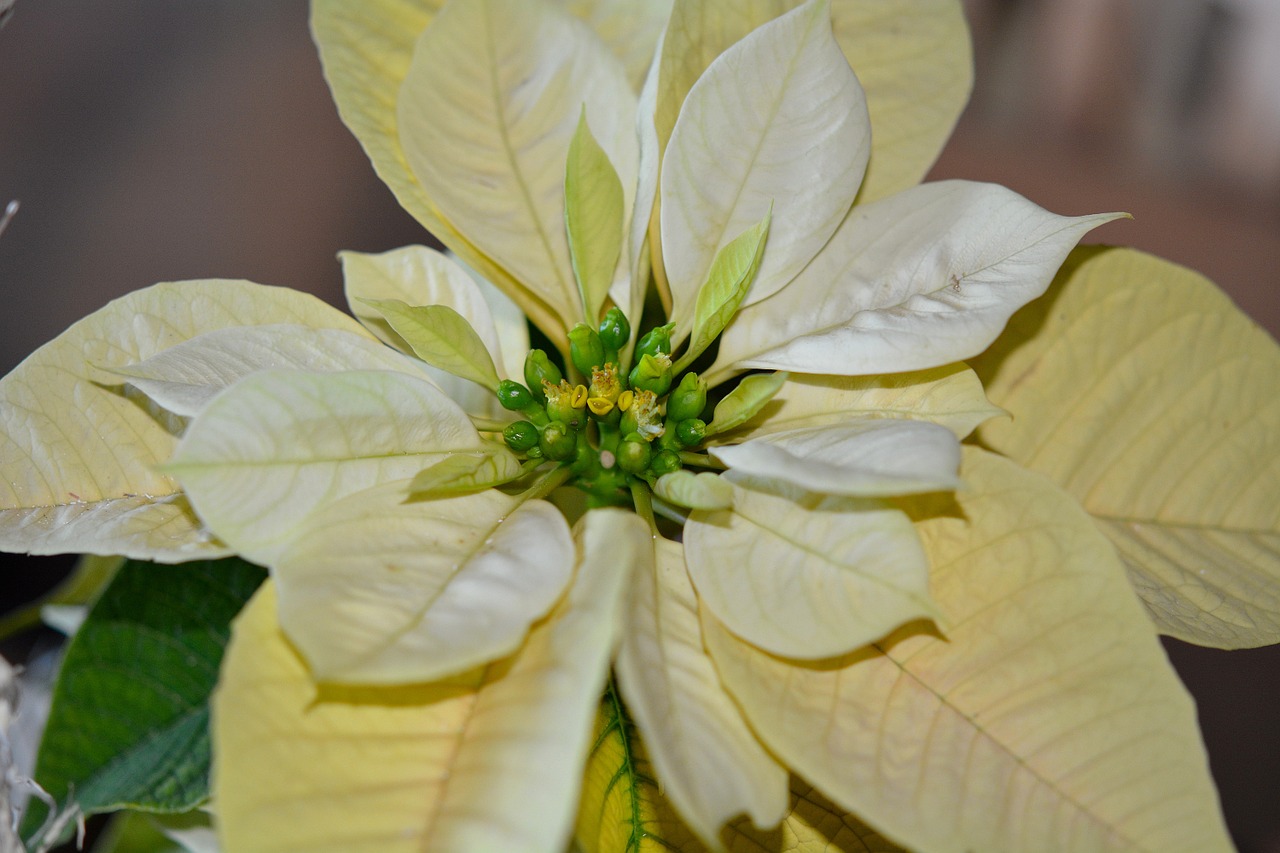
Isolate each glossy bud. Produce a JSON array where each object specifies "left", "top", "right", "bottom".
[
  {"left": 502, "top": 420, "right": 539, "bottom": 452},
  {"left": 650, "top": 449, "right": 681, "bottom": 476},
  {"left": 666, "top": 372, "right": 707, "bottom": 422},
  {"left": 629, "top": 353, "right": 673, "bottom": 396},
  {"left": 524, "top": 349, "right": 562, "bottom": 403},
  {"left": 496, "top": 379, "right": 535, "bottom": 411},
  {"left": 597, "top": 307, "right": 631, "bottom": 350},
  {"left": 539, "top": 422, "right": 577, "bottom": 461},
  {"left": 617, "top": 434, "right": 652, "bottom": 474},
  {"left": 635, "top": 322, "right": 674, "bottom": 360},
  {"left": 675, "top": 418, "right": 707, "bottom": 447},
  {"left": 569, "top": 324, "right": 606, "bottom": 376}
]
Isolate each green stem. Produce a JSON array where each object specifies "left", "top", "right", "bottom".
[
  {"left": 629, "top": 478, "right": 658, "bottom": 533},
  {"left": 677, "top": 451, "right": 726, "bottom": 470},
  {"left": 650, "top": 496, "right": 689, "bottom": 526},
  {"left": 521, "top": 463, "right": 574, "bottom": 504}
]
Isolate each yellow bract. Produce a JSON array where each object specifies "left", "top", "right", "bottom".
[
  {"left": 215, "top": 507, "right": 636, "bottom": 853},
  {"left": 704, "top": 448, "right": 1232, "bottom": 853},
  {"left": 974, "top": 246, "right": 1280, "bottom": 649}
]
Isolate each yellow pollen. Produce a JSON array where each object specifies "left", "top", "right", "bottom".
[
  {"left": 587, "top": 397, "right": 614, "bottom": 416},
  {"left": 571, "top": 384, "right": 589, "bottom": 408},
  {"left": 617, "top": 390, "right": 634, "bottom": 412}
]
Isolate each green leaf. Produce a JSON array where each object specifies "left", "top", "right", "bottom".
[
  {"left": 359, "top": 298, "right": 502, "bottom": 391},
  {"left": 676, "top": 210, "right": 771, "bottom": 373},
  {"left": 408, "top": 449, "right": 525, "bottom": 496},
  {"left": 28, "top": 557, "right": 264, "bottom": 829},
  {"left": 704, "top": 371, "right": 789, "bottom": 433},
  {"left": 686, "top": 476, "right": 937, "bottom": 659},
  {"left": 565, "top": 110, "right": 626, "bottom": 326},
  {"left": 704, "top": 448, "right": 1232, "bottom": 852},
  {"left": 973, "top": 246, "right": 1280, "bottom": 649}
]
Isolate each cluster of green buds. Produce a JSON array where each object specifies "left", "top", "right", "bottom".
[{"left": 498, "top": 307, "right": 711, "bottom": 505}]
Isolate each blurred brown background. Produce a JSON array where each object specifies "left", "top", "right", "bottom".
[{"left": 0, "top": 1, "right": 1278, "bottom": 850}]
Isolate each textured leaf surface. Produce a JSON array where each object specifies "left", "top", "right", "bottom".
[
  {"left": 215, "top": 511, "right": 631, "bottom": 853},
  {"left": 973, "top": 246, "right": 1280, "bottom": 648},
  {"left": 555, "top": 0, "right": 674, "bottom": 90},
  {"left": 714, "top": 181, "right": 1123, "bottom": 377},
  {"left": 0, "top": 280, "right": 364, "bottom": 562},
  {"left": 167, "top": 369, "right": 484, "bottom": 565},
  {"left": 360, "top": 299, "right": 502, "bottom": 391},
  {"left": 616, "top": 538, "right": 787, "bottom": 846},
  {"left": 397, "top": 0, "right": 637, "bottom": 336},
  {"left": 30, "top": 558, "right": 263, "bottom": 825},
  {"left": 271, "top": 483, "right": 574, "bottom": 685},
  {"left": 713, "top": 364, "right": 999, "bottom": 442},
  {"left": 705, "top": 448, "right": 1232, "bottom": 853},
  {"left": 576, "top": 685, "right": 702, "bottom": 853},
  {"left": 661, "top": 0, "right": 869, "bottom": 329},
  {"left": 704, "top": 371, "right": 789, "bottom": 434},
  {"left": 710, "top": 418, "right": 961, "bottom": 497},
  {"left": 686, "top": 477, "right": 935, "bottom": 659},
  {"left": 680, "top": 212, "right": 772, "bottom": 371},
  {"left": 407, "top": 448, "right": 524, "bottom": 495},
  {"left": 565, "top": 111, "right": 626, "bottom": 325},
  {"left": 109, "top": 324, "right": 422, "bottom": 417}
]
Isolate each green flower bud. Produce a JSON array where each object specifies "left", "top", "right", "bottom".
[
  {"left": 502, "top": 420, "right": 539, "bottom": 452},
  {"left": 629, "top": 352, "right": 673, "bottom": 396},
  {"left": 675, "top": 418, "right": 707, "bottom": 447},
  {"left": 496, "top": 379, "right": 535, "bottom": 411},
  {"left": 597, "top": 307, "right": 631, "bottom": 351},
  {"left": 616, "top": 433, "right": 652, "bottom": 474},
  {"left": 569, "top": 324, "right": 606, "bottom": 376},
  {"left": 666, "top": 372, "right": 707, "bottom": 423},
  {"left": 636, "top": 322, "right": 675, "bottom": 360},
  {"left": 650, "top": 449, "right": 682, "bottom": 476},
  {"left": 524, "top": 349, "right": 562, "bottom": 403},
  {"left": 539, "top": 422, "right": 577, "bottom": 461}
]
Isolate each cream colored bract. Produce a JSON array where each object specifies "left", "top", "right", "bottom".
[{"left": 3, "top": 1, "right": 1274, "bottom": 852}]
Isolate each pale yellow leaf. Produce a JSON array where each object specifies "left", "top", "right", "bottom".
[
  {"left": 616, "top": 537, "right": 788, "bottom": 848},
  {"left": 705, "top": 448, "right": 1232, "bottom": 853},
  {"left": 397, "top": 0, "right": 638, "bottom": 337},
  {"left": 0, "top": 280, "right": 366, "bottom": 562},
  {"left": 214, "top": 528, "right": 629, "bottom": 853},
  {"left": 311, "top": 0, "right": 567, "bottom": 339},
  {"left": 360, "top": 299, "right": 502, "bottom": 391},
  {"left": 407, "top": 448, "right": 524, "bottom": 495},
  {"left": 686, "top": 476, "right": 935, "bottom": 659},
  {"left": 973, "top": 246, "right": 1280, "bottom": 649},
  {"left": 556, "top": 0, "right": 675, "bottom": 91},
  {"left": 725, "top": 780, "right": 908, "bottom": 852},
  {"left": 829, "top": 0, "right": 972, "bottom": 204},
  {"left": 272, "top": 482, "right": 574, "bottom": 685},
  {"left": 711, "top": 364, "right": 1000, "bottom": 443},
  {"left": 167, "top": 369, "right": 484, "bottom": 565}
]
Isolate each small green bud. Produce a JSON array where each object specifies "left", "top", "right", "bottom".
[
  {"left": 629, "top": 352, "right": 674, "bottom": 396},
  {"left": 675, "top": 418, "right": 706, "bottom": 447},
  {"left": 616, "top": 434, "right": 652, "bottom": 474},
  {"left": 568, "top": 324, "right": 606, "bottom": 376},
  {"left": 524, "top": 349, "right": 562, "bottom": 403},
  {"left": 597, "top": 307, "right": 631, "bottom": 350},
  {"left": 666, "top": 372, "right": 707, "bottom": 422},
  {"left": 539, "top": 422, "right": 577, "bottom": 461},
  {"left": 636, "top": 322, "right": 675, "bottom": 360},
  {"left": 496, "top": 379, "right": 535, "bottom": 411},
  {"left": 503, "top": 420, "right": 539, "bottom": 452},
  {"left": 526, "top": 445, "right": 544, "bottom": 459},
  {"left": 650, "top": 449, "right": 681, "bottom": 476}
]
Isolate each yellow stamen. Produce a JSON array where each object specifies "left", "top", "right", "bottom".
[
  {"left": 571, "top": 384, "right": 589, "bottom": 408},
  {"left": 587, "top": 397, "right": 614, "bottom": 416},
  {"left": 617, "top": 390, "right": 634, "bottom": 412}
]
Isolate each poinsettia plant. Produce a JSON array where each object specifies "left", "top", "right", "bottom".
[{"left": 4, "top": 1, "right": 1278, "bottom": 851}]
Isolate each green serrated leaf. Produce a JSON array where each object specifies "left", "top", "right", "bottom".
[
  {"left": 407, "top": 449, "right": 525, "bottom": 496},
  {"left": 359, "top": 298, "right": 501, "bottom": 390},
  {"left": 705, "top": 371, "right": 789, "bottom": 435},
  {"left": 565, "top": 110, "right": 625, "bottom": 326},
  {"left": 676, "top": 209, "right": 772, "bottom": 373},
  {"left": 26, "top": 557, "right": 266, "bottom": 833}
]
